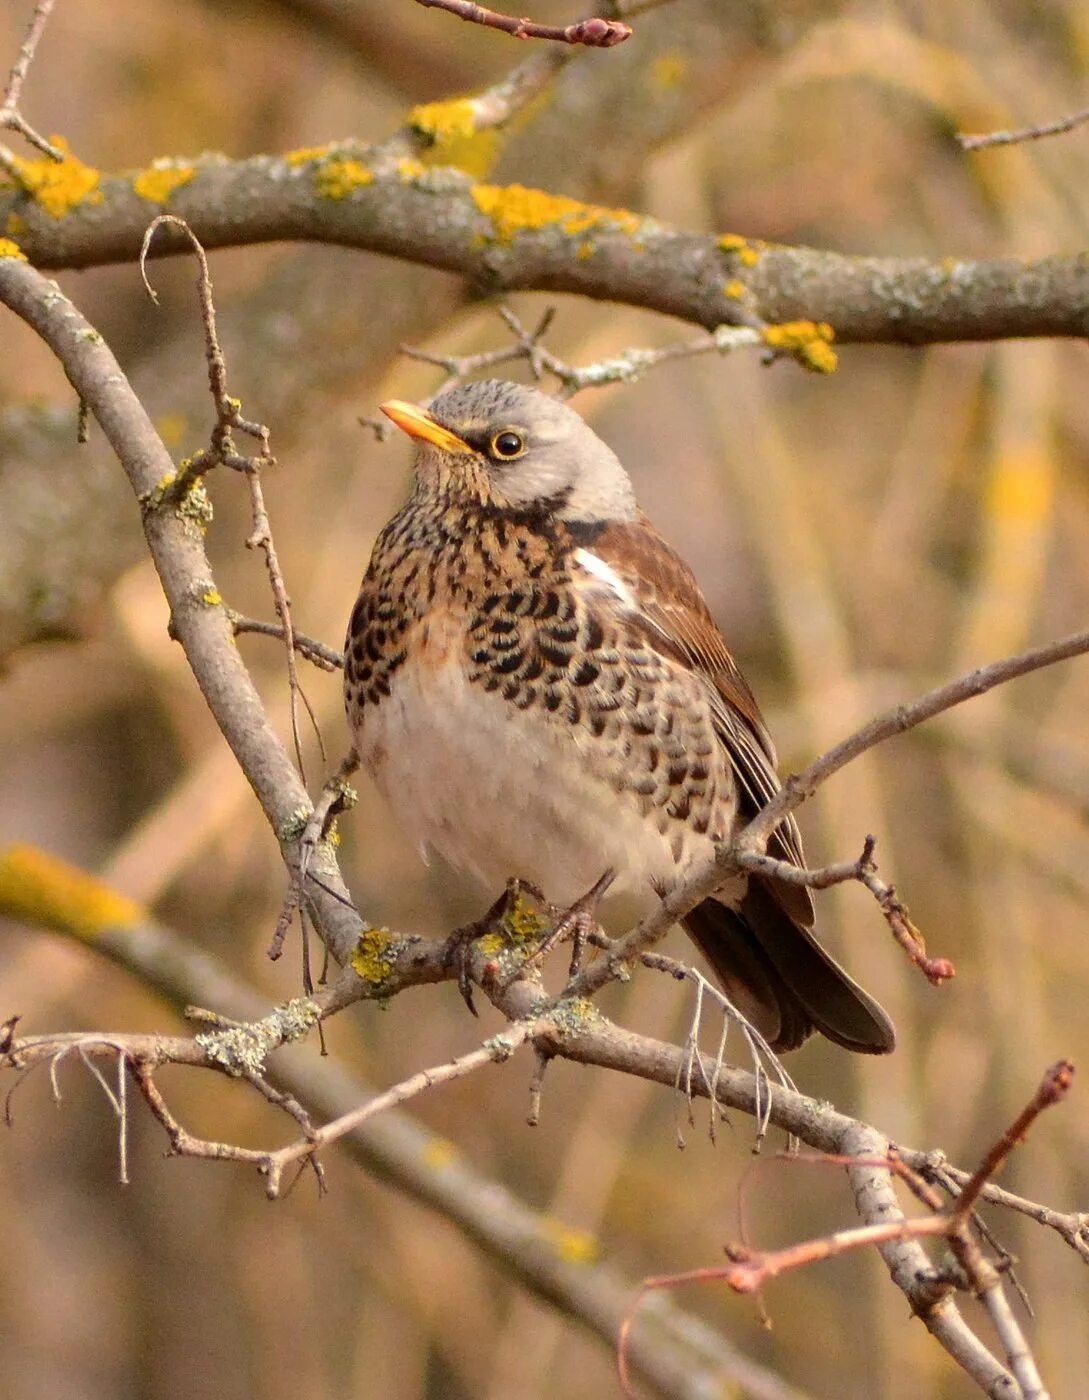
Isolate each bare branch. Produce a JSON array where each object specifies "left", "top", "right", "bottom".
[
  {"left": 737, "top": 837, "right": 955, "bottom": 986},
  {"left": 402, "top": 304, "right": 833, "bottom": 404},
  {"left": 621, "top": 1064, "right": 1076, "bottom": 1399},
  {"left": 0, "top": 0, "right": 64, "bottom": 172},
  {"left": 569, "top": 625, "right": 1089, "bottom": 999},
  {"left": 414, "top": 0, "right": 631, "bottom": 47},
  {"left": 959, "top": 105, "right": 1089, "bottom": 151},
  {"left": 260, "top": 1018, "right": 543, "bottom": 1195},
  {"left": 230, "top": 614, "right": 343, "bottom": 671}
]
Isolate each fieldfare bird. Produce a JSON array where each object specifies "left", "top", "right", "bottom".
[{"left": 345, "top": 379, "right": 895, "bottom": 1054}]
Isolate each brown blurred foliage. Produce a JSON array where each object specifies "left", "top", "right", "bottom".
[{"left": 2, "top": 1, "right": 1088, "bottom": 1397}]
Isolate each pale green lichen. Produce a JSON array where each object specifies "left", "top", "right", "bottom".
[
  {"left": 175, "top": 476, "right": 214, "bottom": 534},
  {"left": 549, "top": 996, "right": 608, "bottom": 1036},
  {"left": 196, "top": 997, "right": 321, "bottom": 1076},
  {"left": 278, "top": 805, "right": 313, "bottom": 843}
]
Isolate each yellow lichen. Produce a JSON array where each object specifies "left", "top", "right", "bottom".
[
  {"left": 409, "top": 98, "right": 500, "bottom": 178},
  {"left": 717, "top": 233, "right": 761, "bottom": 268},
  {"left": 350, "top": 926, "right": 397, "bottom": 984},
  {"left": 422, "top": 1137, "right": 458, "bottom": 1169},
  {"left": 284, "top": 145, "right": 330, "bottom": 166},
  {"left": 132, "top": 163, "right": 196, "bottom": 206},
  {"left": 411, "top": 98, "right": 478, "bottom": 143},
  {"left": 722, "top": 280, "right": 746, "bottom": 300},
  {"left": 763, "top": 320, "right": 838, "bottom": 374},
  {"left": 9, "top": 138, "right": 102, "bottom": 219},
  {"left": 472, "top": 183, "right": 642, "bottom": 244},
  {"left": 475, "top": 931, "right": 506, "bottom": 958},
  {"left": 0, "top": 844, "right": 143, "bottom": 941},
  {"left": 201, "top": 589, "right": 222, "bottom": 606},
  {"left": 6, "top": 211, "right": 26, "bottom": 237},
  {"left": 0, "top": 237, "right": 26, "bottom": 260},
  {"left": 315, "top": 157, "right": 375, "bottom": 200},
  {"left": 396, "top": 156, "right": 426, "bottom": 181},
  {"left": 540, "top": 1220, "right": 601, "bottom": 1264},
  {"left": 503, "top": 886, "right": 549, "bottom": 942},
  {"left": 651, "top": 52, "right": 687, "bottom": 89}
]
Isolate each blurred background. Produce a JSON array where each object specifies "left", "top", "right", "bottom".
[{"left": 2, "top": 0, "right": 1088, "bottom": 1396}]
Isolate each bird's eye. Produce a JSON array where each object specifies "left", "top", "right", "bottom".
[{"left": 490, "top": 430, "right": 526, "bottom": 460}]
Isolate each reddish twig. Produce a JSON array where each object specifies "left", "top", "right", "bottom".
[
  {"left": 619, "top": 1063, "right": 1075, "bottom": 1400},
  {"left": 737, "top": 836, "right": 955, "bottom": 986},
  {"left": 413, "top": 0, "right": 631, "bottom": 46}
]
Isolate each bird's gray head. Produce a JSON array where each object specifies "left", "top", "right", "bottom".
[{"left": 380, "top": 379, "right": 638, "bottom": 523}]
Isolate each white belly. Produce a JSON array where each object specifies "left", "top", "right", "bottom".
[{"left": 355, "top": 655, "right": 718, "bottom": 907}]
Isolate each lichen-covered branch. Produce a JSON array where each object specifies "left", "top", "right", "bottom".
[{"left": 4, "top": 147, "right": 1089, "bottom": 345}]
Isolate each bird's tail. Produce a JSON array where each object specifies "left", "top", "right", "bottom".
[{"left": 681, "top": 879, "right": 896, "bottom": 1054}]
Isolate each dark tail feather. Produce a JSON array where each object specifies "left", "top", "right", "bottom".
[{"left": 682, "top": 880, "right": 896, "bottom": 1055}]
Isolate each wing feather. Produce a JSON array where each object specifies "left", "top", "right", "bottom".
[{"left": 573, "top": 515, "right": 812, "bottom": 922}]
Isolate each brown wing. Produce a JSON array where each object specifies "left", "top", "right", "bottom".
[{"left": 580, "top": 513, "right": 813, "bottom": 925}]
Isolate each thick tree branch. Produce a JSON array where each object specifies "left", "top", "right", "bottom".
[{"left": 4, "top": 151, "right": 1089, "bottom": 345}]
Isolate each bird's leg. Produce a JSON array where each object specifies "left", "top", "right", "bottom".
[
  {"left": 508, "top": 868, "right": 616, "bottom": 985},
  {"left": 443, "top": 879, "right": 542, "bottom": 1015}
]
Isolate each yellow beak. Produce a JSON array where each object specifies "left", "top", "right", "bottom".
[{"left": 380, "top": 399, "right": 473, "bottom": 454}]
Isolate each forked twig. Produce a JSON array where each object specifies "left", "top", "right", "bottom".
[
  {"left": 0, "top": 0, "right": 64, "bottom": 174},
  {"left": 618, "top": 1062, "right": 1074, "bottom": 1400}
]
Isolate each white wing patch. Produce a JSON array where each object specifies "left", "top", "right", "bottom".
[{"left": 574, "top": 548, "right": 636, "bottom": 608}]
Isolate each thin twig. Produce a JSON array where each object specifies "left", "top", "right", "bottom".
[
  {"left": 569, "top": 625, "right": 1089, "bottom": 1000},
  {"left": 737, "top": 837, "right": 955, "bottom": 985},
  {"left": 401, "top": 304, "right": 778, "bottom": 403},
  {"left": 260, "top": 1018, "right": 544, "bottom": 1196},
  {"left": 140, "top": 214, "right": 321, "bottom": 781},
  {"left": 413, "top": 0, "right": 631, "bottom": 47},
  {"left": 269, "top": 749, "right": 359, "bottom": 962},
  {"left": 959, "top": 106, "right": 1089, "bottom": 151},
  {"left": 0, "top": 0, "right": 64, "bottom": 173},
  {"left": 230, "top": 615, "right": 343, "bottom": 671}
]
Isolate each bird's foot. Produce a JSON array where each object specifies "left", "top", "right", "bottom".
[
  {"left": 443, "top": 879, "right": 546, "bottom": 1015},
  {"left": 509, "top": 868, "right": 616, "bottom": 986}
]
